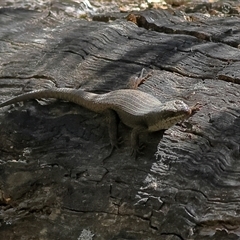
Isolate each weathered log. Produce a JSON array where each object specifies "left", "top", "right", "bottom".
[{"left": 0, "top": 6, "right": 240, "bottom": 240}]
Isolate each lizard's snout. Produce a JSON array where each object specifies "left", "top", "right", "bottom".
[{"left": 173, "top": 100, "right": 191, "bottom": 113}]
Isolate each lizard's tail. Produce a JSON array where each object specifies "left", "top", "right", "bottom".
[{"left": 0, "top": 88, "right": 106, "bottom": 113}]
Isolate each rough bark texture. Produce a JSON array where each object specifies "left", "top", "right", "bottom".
[{"left": 0, "top": 4, "right": 240, "bottom": 240}]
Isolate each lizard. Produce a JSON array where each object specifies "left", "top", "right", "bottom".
[{"left": 0, "top": 88, "right": 200, "bottom": 158}]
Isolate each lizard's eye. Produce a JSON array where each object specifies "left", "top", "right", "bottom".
[
  {"left": 174, "top": 100, "right": 184, "bottom": 107},
  {"left": 174, "top": 100, "right": 182, "bottom": 105}
]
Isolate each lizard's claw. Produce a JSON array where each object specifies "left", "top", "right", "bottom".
[
  {"left": 190, "top": 102, "right": 202, "bottom": 116},
  {"left": 131, "top": 143, "right": 145, "bottom": 159},
  {"left": 102, "top": 137, "right": 123, "bottom": 163},
  {"left": 110, "top": 136, "right": 123, "bottom": 150},
  {"left": 102, "top": 146, "right": 114, "bottom": 164},
  {"left": 116, "top": 137, "right": 123, "bottom": 146}
]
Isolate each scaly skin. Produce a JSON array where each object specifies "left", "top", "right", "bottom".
[{"left": 0, "top": 88, "right": 198, "bottom": 157}]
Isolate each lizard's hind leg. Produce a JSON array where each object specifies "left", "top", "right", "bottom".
[
  {"left": 130, "top": 126, "right": 148, "bottom": 159},
  {"left": 102, "top": 109, "right": 122, "bottom": 162}
]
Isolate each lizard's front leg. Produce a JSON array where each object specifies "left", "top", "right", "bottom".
[{"left": 130, "top": 125, "right": 148, "bottom": 159}]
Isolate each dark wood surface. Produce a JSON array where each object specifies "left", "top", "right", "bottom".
[{"left": 0, "top": 5, "right": 240, "bottom": 240}]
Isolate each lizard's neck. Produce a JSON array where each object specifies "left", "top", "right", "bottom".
[
  {"left": 147, "top": 101, "right": 191, "bottom": 131},
  {"left": 147, "top": 113, "right": 188, "bottom": 131}
]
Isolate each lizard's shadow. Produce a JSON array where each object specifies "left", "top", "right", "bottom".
[
  {"left": 0, "top": 100, "right": 110, "bottom": 163},
  {"left": 0, "top": 100, "right": 164, "bottom": 165}
]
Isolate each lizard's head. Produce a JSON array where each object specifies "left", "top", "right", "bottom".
[{"left": 148, "top": 100, "right": 192, "bottom": 131}]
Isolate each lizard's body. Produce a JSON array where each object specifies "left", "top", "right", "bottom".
[{"left": 0, "top": 88, "right": 198, "bottom": 156}]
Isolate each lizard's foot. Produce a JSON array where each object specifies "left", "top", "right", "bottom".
[
  {"left": 102, "top": 137, "right": 123, "bottom": 163},
  {"left": 110, "top": 136, "right": 123, "bottom": 150},
  {"left": 115, "top": 137, "right": 123, "bottom": 147},
  {"left": 131, "top": 143, "right": 145, "bottom": 160},
  {"left": 190, "top": 102, "right": 202, "bottom": 116},
  {"left": 102, "top": 146, "right": 115, "bottom": 163}
]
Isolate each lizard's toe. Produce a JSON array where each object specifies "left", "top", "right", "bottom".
[{"left": 131, "top": 144, "right": 145, "bottom": 159}]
